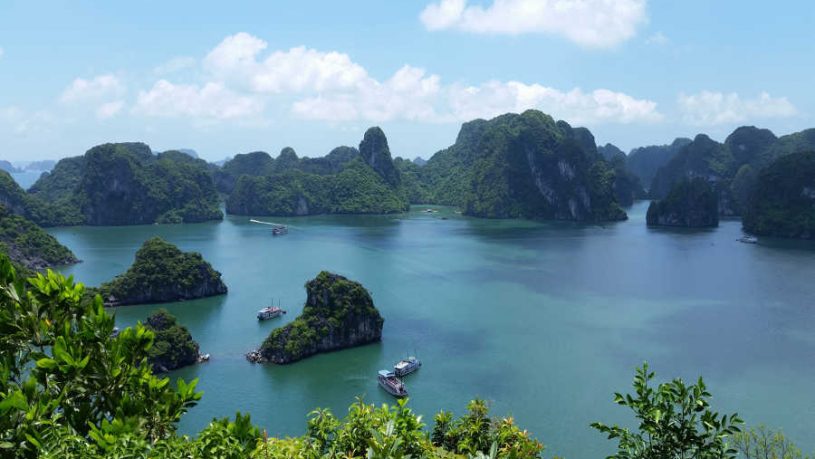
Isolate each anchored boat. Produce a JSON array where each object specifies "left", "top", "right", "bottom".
[
  {"left": 378, "top": 370, "right": 408, "bottom": 397},
  {"left": 394, "top": 356, "right": 422, "bottom": 377},
  {"left": 257, "top": 299, "right": 287, "bottom": 320}
]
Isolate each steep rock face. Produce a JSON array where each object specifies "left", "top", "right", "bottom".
[
  {"left": 0, "top": 205, "right": 78, "bottom": 270},
  {"left": 646, "top": 178, "right": 719, "bottom": 228},
  {"left": 725, "top": 126, "right": 777, "bottom": 165},
  {"left": 434, "top": 110, "right": 625, "bottom": 221},
  {"left": 598, "top": 143, "right": 625, "bottom": 161},
  {"left": 743, "top": 151, "right": 815, "bottom": 239},
  {"left": 259, "top": 271, "right": 384, "bottom": 364},
  {"left": 606, "top": 153, "right": 645, "bottom": 207},
  {"left": 29, "top": 156, "right": 87, "bottom": 201},
  {"left": 144, "top": 309, "right": 200, "bottom": 373},
  {"left": 78, "top": 144, "right": 222, "bottom": 225},
  {"left": 0, "top": 171, "right": 83, "bottom": 227},
  {"left": 213, "top": 151, "right": 274, "bottom": 194},
  {"left": 99, "top": 237, "right": 227, "bottom": 306},
  {"left": 359, "top": 127, "right": 401, "bottom": 188},
  {"left": 627, "top": 138, "right": 692, "bottom": 189}
]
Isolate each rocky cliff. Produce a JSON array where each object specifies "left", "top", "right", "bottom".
[
  {"left": 144, "top": 309, "right": 201, "bottom": 373},
  {"left": 421, "top": 110, "right": 626, "bottom": 221},
  {"left": 743, "top": 151, "right": 815, "bottom": 239},
  {"left": 99, "top": 237, "right": 227, "bottom": 306},
  {"left": 0, "top": 205, "right": 78, "bottom": 270},
  {"left": 646, "top": 178, "right": 719, "bottom": 228},
  {"left": 359, "top": 127, "right": 401, "bottom": 188},
  {"left": 259, "top": 271, "right": 384, "bottom": 364}
]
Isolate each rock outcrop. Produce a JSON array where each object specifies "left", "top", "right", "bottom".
[
  {"left": 359, "top": 127, "right": 401, "bottom": 188},
  {"left": 646, "top": 178, "right": 719, "bottom": 228},
  {"left": 0, "top": 205, "right": 78, "bottom": 270},
  {"left": 99, "top": 237, "right": 227, "bottom": 306},
  {"left": 743, "top": 151, "right": 815, "bottom": 239},
  {"left": 259, "top": 271, "right": 384, "bottom": 364},
  {"left": 144, "top": 309, "right": 200, "bottom": 373},
  {"left": 421, "top": 110, "right": 627, "bottom": 222}
]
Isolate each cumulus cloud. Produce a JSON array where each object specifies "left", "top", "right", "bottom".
[
  {"left": 678, "top": 91, "right": 797, "bottom": 126},
  {"left": 60, "top": 74, "right": 124, "bottom": 103},
  {"left": 419, "top": 0, "right": 648, "bottom": 48},
  {"left": 293, "top": 65, "right": 442, "bottom": 122},
  {"left": 446, "top": 82, "right": 662, "bottom": 124},
  {"left": 204, "top": 33, "right": 368, "bottom": 93},
  {"left": 292, "top": 67, "right": 661, "bottom": 125},
  {"left": 133, "top": 80, "right": 264, "bottom": 120},
  {"left": 130, "top": 32, "right": 662, "bottom": 126},
  {"left": 59, "top": 74, "right": 126, "bottom": 119}
]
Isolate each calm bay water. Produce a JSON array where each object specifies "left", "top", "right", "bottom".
[{"left": 48, "top": 202, "right": 815, "bottom": 458}]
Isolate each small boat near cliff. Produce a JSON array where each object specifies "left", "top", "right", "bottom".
[
  {"left": 257, "top": 299, "right": 287, "bottom": 320},
  {"left": 738, "top": 235, "right": 758, "bottom": 244},
  {"left": 394, "top": 356, "right": 422, "bottom": 377},
  {"left": 378, "top": 370, "right": 408, "bottom": 397}
]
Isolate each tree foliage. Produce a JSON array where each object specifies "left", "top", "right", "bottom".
[{"left": 592, "top": 363, "right": 743, "bottom": 459}]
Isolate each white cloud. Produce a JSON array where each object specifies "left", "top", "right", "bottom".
[
  {"left": 133, "top": 80, "right": 264, "bottom": 120},
  {"left": 153, "top": 56, "right": 196, "bottom": 75},
  {"left": 204, "top": 33, "right": 368, "bottom": 93},
  {"left": 133, "top": 32, "right": 662, "bottom": 126},
  {"left": 293, "top": 65, "right": 442, "bottom": 122},
  {"left": 0, "top": 47, "right": 4, "bottom": 59},
  {"left": 447, "top": 82, "right": 662, "bottom": 124},
  {"left": 678, "top": 91, "right": 798, "bottom": 126},
  {"left": 419, "top": 0, "right": 648, "bottom": 48},
  {"left": 60, "top": 74, "right": 124, "bottom": 103}
]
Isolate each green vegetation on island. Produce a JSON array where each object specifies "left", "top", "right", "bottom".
[
  {"left": 742, "top": 151, "right": 815, "bottom": 239},
  {"left": 26, "top": 143, "right": 223, "bottom": 225},
  {"left": 144, "top": 309, "right": 201, "bottom": 373},
  {"left": 99, "top": 237, "right": 227, "bottom": 306},
  {"left": 0, "top": 205, "right": 78, "bottom": 270},
  {"left": 259, "top": 271, "right": 384, "bottom": 364},
  {"left": 418, "top": 110, "right": 627, "bottom": 221},
  {"left": 648, "top": 126, "right": 815, "bottom": 218},
  {"left": 647, "top": 177, "right": 719, "bottom": 228},
  {"left": 225, "top": 129, "right": 409, "bottom": 216},
  {"left": 0, "top": 257, "right": 808, "bottom": 458}
]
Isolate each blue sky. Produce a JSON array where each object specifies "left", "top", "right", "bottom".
[{"left": 0, "top": 0, "right": 812, "bottom": 162}]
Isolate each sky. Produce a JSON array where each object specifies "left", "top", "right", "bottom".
[{"left": 0, "top": 0, "right": 813, "bottom": 162}]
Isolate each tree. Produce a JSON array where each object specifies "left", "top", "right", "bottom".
[
  {"left": 732, "top": 426, "right": 810, "bottom": 459},
  {"left": 592, "top": 363, "right": 743, "bottom": 459}
]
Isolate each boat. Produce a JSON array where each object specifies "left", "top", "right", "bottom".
[
  {"left": 738, "top": 235, "right": 758, "bottom": 244},
  {"left": 257, "top": 299, "right": 287, "bottom": 320},
  {"left": 378, "top": 370, "right": 408, "bottom": 397},
  {"left": 394, "top": 356, "right": 422, "bottom": 377},
  {"left": 250, "top": 219, "right": 288, "bottom": 236}
]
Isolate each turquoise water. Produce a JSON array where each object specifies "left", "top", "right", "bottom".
[{"left": 48, "top": 202, "right": 815, "bottom": 458}]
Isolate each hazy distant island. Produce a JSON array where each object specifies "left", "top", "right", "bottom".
[
  {"left": 256, "top": 271, "right": 384, "bottom": 364},
  {"left": 98, "top": 237, "right": 227, "bottom": 306}
]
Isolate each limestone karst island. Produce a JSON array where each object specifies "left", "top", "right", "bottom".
[{"left": 1, "top": 2, "right": 814, "bottom": 458}]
